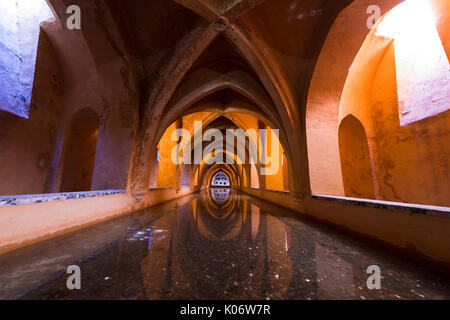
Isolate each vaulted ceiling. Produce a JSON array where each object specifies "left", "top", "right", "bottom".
[
  {"left": 103, "top": 0, "right": 353, "bottom": 114},
  {"left": 42, "top": 0, "right": 355, "bottom": 194}
]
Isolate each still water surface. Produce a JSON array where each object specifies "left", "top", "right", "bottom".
[{"left": 0, "top": 190, "right": 449, "bottom": 300}]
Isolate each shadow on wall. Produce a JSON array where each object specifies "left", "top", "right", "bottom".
[
  {"left": 0, "top": 26, "right": 62, "bottom": 196},
  {"left": 339, "top": 115, "right": 374, "bottom": 199},
  {"left": 60, "top": 108, "right": 99, "bottom": 193}
]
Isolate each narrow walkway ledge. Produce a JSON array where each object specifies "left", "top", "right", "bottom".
[
  {"left": 0, "top": 187, "right": 197, "bottom": 255},
  {"left": 313, "top": 195, "right": 450, "bottom": 219},
  {"left": 0, "top": 192, "right": 135, "bottom": 255},
  {"left": 0, "top": 190, "right": 125, "bottom": 206},
  {"left": 258, "top": 188, "right": 290, "bottom": 194}
]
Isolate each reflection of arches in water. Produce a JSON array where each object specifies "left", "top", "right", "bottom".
[
  {"left": 211, "top": 188, "right": 231, "bottom": 205},
  {"left": 140, "top": 195, "right": 295, "bottom": 299},
  {"left": 211, "top": 171, "right": 230, "bottom": 187},
  {"left": 205, "top": 188, "right": 237, "bottom": 220},
  {"left": 197, "top": 193, "right": 245, "bottom": 240},
  {"left": 167, "top": 199, "right": 256, "bottom": 297}
]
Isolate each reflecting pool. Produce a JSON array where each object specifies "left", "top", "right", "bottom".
[{"left": 0, "top": 191, "right": 449, "bottom": 300}]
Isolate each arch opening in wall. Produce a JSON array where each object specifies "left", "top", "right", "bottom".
[
  {"left": 60, "top": 108, "right": 99, "bottom": 193},
  {"left": 211, "top": 171, "right": 231, "bottom": 188},
  {"left": 155, "top": 122, "right": 178, "bottom": 188},
  {"left": 338, "top": 115, "right": 375, "bottom": 199}
]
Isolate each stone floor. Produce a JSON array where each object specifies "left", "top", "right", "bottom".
[{"left": 0, "top": 190, "right": 449, "bottom": 300}]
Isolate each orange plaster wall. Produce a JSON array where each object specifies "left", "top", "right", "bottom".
[
  {"left": 282, "top": 153, "right": 289, "bottom": 191},
  {"left": 368, "top": 43, "right": 450, "bottom": 206},
  {"left": 265, "top": 128, "right": 285, "bottom": 191},
  {"left": 242, "top": 187, "right": 298, "bottom": 211},
  {"left": 340, "top": 17, "right": 450, "bottom": 206},
  {"left": 182, "top": 111, "right": 214, "bottom": 133},
  {"left": 156, "top": 122, "right": 178, "bottom": 188},
  {"left": 229, "top": 113, "right": 259, "bottom": 132},
  {"left": 306, "top": 0, "right": 404, "bottom": 197},
  {"left": 310, "top": 0, "right": 449, "bottom": 206}
]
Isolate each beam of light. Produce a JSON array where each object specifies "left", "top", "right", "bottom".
[
  {"left": 376, "top": 0, "right": 449, "bottom": 125},
  {"left": 0, "top": 0, "right": 54, "bottom": 118},
  {"left": 39, "top": 0, "right": 55, "bottom": 23},
  {"left": 376, "top": 0, "right": 436, "bottom": 39}
]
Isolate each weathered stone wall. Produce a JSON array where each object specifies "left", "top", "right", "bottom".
[
  {"left": 0, "top": 30, "right": 62, "bottom": 195},
  {"left": 338, "top": 1, "right": 450, "bottom": 206},
  {"left": 0, "top": 0, "right": 53, "bottom": 118}
]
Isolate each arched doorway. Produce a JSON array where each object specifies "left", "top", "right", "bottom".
[{"left": 338, "top": 115, "right": 375, "bottom": 199}]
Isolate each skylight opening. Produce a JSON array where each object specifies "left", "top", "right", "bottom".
[
  {"left": 0, "top": 0, "right": 55, "bottom": 118},
  {"left": 375, "top": 0, "right": 450, "bottom": 125}
]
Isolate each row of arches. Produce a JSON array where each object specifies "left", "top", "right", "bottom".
[
  {"left": 0, "top": 0, "right": 140, "bottom": 196},
  {"left": 0, "top": 0, "right": 447, "bottom": 208},
  {"left": 150, "top": 112, "right": 290, "bottom": 193}
]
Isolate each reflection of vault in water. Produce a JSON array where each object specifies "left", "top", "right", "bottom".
[
  {"left": 167, "top": 200, "right": 261, "bottom": 298},
  {"left": 194, "top": 193, "right": 246, "bottom": 240},
  {"left": 205, "top": 189, "right": 236, "bottom": 219},
  {"left": 141, "top": 198, "right": 294, "bottom": 299},
  {"left": 210, "top": 188, "right": 231, "bottom": 205}
]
